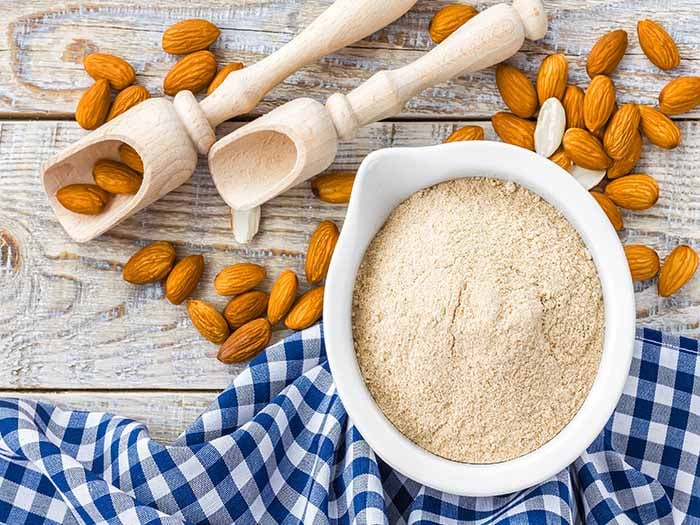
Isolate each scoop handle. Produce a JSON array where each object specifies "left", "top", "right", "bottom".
[
  {"left": 326, "top": 0, "right": 547, "bottom": 140},
  {"left": 199, "top": 0, "right": 417, "bottom": 127}
]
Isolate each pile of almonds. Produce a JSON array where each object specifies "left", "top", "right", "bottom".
[
  {"left": 431, "top": 5, "right": 698, "bottom": 298},
  {"left": 120, "top": 219, "right": 339, "bottom": 365}
]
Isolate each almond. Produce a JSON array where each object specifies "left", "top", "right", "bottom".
[
  {"left": 428, "top": 4, "right": 478, "bottom": 44},
  {"left": 76, "top": 80, "right": 111, "bottom": 130},
  {"left": 562, "top": 85, "right": 585, "bottom": 129},
  {"left": 495, "top": 63, "right": 538, "bottom": 118},
  {"left": 107, "top": 85, "right": 150, "bottom": 121},
  {"left": 571, "top": 164, "right": 606, "bottom": 190},
  {"left": 162, "top": 19, "right": 221, "bottom": 55},
  {"left": 285, "top": 287, "right": 324, "bottom": 331},
  {"left": 591, "top": 191, "right": 623, "bottom": 231},
  {"left": 605, "top": 174, "right": 659, "bottom": 210},
  {"left": 207, "top": 63, "right": 244, "bottom": 95},
  {"left": 638, "top": 105, "right": 681, "bottom": 149},
  {"left": 311, "top": 172, "right": 355, "bottom": 204},
  {"left": 548, "top": 147, "right": 571, "bottom": 172},
  {"left": 163, "top": 50, "right": 217, "bottom": 96},
  {"left": 659, "top": 77, "right": 700, "bottom": 115},
  {"left": 306, "top": 220, "right": 339, "bottom": 285},
  {"left": 218, "top": 318, "right": 271, "bottom": 364},
  {"left": 624, "top": 245, "right": 660, "bottom": 281},
  {"left": 535, "top": 97, "right": 566, "bottom": 157},
  {"left": 562, "top": 128, "right": 612, "bottom": 170},
  {"left": 444, "top": 125, "right": 485, "bottom": 143},
  {"left": 84, "top": 53, "right": 135, "bottom": 90},
  {"left": 224, "top": 291, "right": 269, "bottom": 329},
  {"left": 608, "top": 132, "right": 642, "bottom": 179},
  {"left": 165, "top": 254, "right": 204, "bottom": 304},
  {"left": 56, "top": 184, "right": 111, "bottom": 215},
  {"left": 214, "top": 263, "right": 266, "bottom": 296},
  {"left": 603, "top": 103, "right": 640, "bottom": 160},
  {"left": 491, "top": 112, "right": 536, "bottom": 151},
  {"left": 584, "top": 75, "right": 616, "bottom": 132},
  {"left": 637, "top": 19, "right": 680, "bottom": 71},
  {"left": 267, "top": 269, "right": 299, "bottom": 325},
  {"left": 536, "top": 54, "right": 568, "bottom": 105},
  {"left": 586, "top": 29, "right": 628, "bottom": 77},
  {"left": 123, "top": 241, "right": 176, "bottom": 284},
  {"left": 658, "top": 245, "right": 699, "bottom": 297},
  {"left": 92, "top": 159, "right": 143, "bottom": 194},
  {"left": 187, "top": 299, "right": 230, "bottom": 344},
  {"left": 118, "top": 144, "right": 144, "bottom": 174}
]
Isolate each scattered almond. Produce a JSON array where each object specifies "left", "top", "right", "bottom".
[
  {"left": 107, "top": 85, "right": 150, "bottom": 121},
  {"left": 571, "top": 164, "right": 606, "bottom": 190},
  {"left": 119, "top": 144, "right": 144, "bottom": 174},
  {"left": 56, "top": 184, "right": 111, "bottom": 215},
  {"left": 122, "top": 241, "right": 176, "bottom": 284},
  {"left": 162, "top": 19, "right": 221, "bottom": 55},
  {"left": 495, "top": 63, "right": 538, "bottom": 118},
  {"left": 163, "top": 50, "right": 217, "bottom": 96},
  {"left": 224, "top": 291, "right": 269, "bottom": 329},
  {"left": 562, "top": 128, "right": 612, "bottom": 170},
  {"left": 604, "top": 103, "right": 640, "bottom": 160},
  {"left": 444, "top": 125, "right": 485, "bottom": 143},
  {"left": 491, "top": 112, "right": 536, "bottom": 151},
  {"left": 536, "top": 54, "right": 568, "bottom": 105},
  {"left": 165, "top": 254, "right": 204, "bottom": 304},
  {"left": 586, "top": 29, "right": 628, "bottom": 77},
  {"left": 658, "top": 245, "right": 699, "bottom": 297},
  {"left": 218, "top": 318, "right": 272, "bottom": 364},
  {"left": 535, "top": 97, "right": 566, "bottom": 157},
  {"left": 562, "top": 85, "right": 585, "bottom": 129},
  {"left": 624, "top": 245, "right": 660, "bottom": 281},
  {"left": 549, "top": 147, "right": 571, "bottom": 172},
  {"left": 637, "top": 19, "right": 680, "bottom": 71},
  {"left": 285, "top": 287, "right": 324, "bottom": 330},
  {"left": 306, "top": 220, "right": 339, "bottom": 285},
  {"left": 608, "top": 132, "right": 642, "bottom": 179},
  {"left": 84, "top": 53, "right": 135, "bottom": 90},
  {"left": 428, "top": 4, "right": 478, "bottom": 44},
  {"left": 267, "top": 269, "right": 299, "bottom": 325},
  {"left": 187, "top": 299, "right": 230, "bottom": 344},
  {"left": 584, "top": 75, "right": 616, "bottom": 132},
  {"left": 638, "top": 105, "right": 681, "bottom": 149},
  {"left": 92, "top": 159, "right": 143, "bottom": 194},
  {"left": 76, "top": 80, "right": 111, "bottom": 130},
  {"left": 659, "top": 77, "right": 700, "bottom": 115},
  {"left": 591, "top": 191, "right": 623, "bottom": 231},
  {"left": 214, "top": 263, "right": 266, "bottom": 296},
  {"left": 605, "top": 173, "right": 659, "bottom": 210},
  {"left": 207, "top": 63, "right": 245, "bottom": 95},
  {"left": 311, "top": 172, "right": 355, "bottom": 204}
]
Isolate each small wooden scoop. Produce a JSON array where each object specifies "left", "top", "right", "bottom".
[
  {"left": 41, "top": 0, "right": 418, "bottom": 243},
  {"left": 209, "top": 1, "right": 547, "bottom": 213}
]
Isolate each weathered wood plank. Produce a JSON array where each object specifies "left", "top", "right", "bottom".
[
  {"left": 1, "top": 0, "right": 699, "bottom": 118},
  {"left": 0, "top": 119, "right": 698, "bottom": 392}
]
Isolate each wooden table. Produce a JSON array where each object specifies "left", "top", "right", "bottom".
[{"left": 1, "top": 0, "right": 699, "bottom": 443}]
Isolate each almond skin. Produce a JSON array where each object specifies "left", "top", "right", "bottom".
[
  {"left": 491, "top": 112, "right": 536, "bottom": 151},
  {"left": 658, "top": 245, "right": 699, "bottom": 297},
  {"left": 207, "top": 63, "right": 244, "bottom": 95},
  {"left": 118, "top": 144, "right": 144, "bottom": 174},
  {"left": 637, "top": 19, "right": 680, "bottom": 71},
  {"left": 187, "top": 299, "right": 230, "bottom": 344},
  {"left": 638, "top": 105, "right": 681, "bottom": 149},
  {"left": 659, "top": 77, "right": 700, "bottom": 115},
  {"left": 549, "top": 147, "right": 571, "bottom": 172},
  {"left": 584, "top": 75, "right": 616, "bottom": 132},
  {"left": 123, "top": 241, "right": 176, "bottom": 284},
  {"left": 586, "top": 29, "right": 628, "bottom": 77},
  {"left": 624, "top": 245, "right": 660, "bottom": 281},
  {"left": 162, "top": 19, "right": 221, "bottom": 55},
  {"left": 92, "top": 159, "right": 143, "bottom": 194},
  {"left": 163, "top": 50, "right": 217, "bottom": 96},
  {"left": 306, "top": 221, "right": 339, "bottom": 285},
  {"left": 107, "top": 85, "right": 150, "bottom": 121},
  {"left": 604, "top": 103, "right": 641, "bottom": 160},
  {"left": 562, "top": 128, "right": 612, "bottom": 170},
  {"left": 218, "top": 318, "right": 271, "bottom": 364},
  {"left": 444, "top": 125, "right": 485, "bottom": 143},
  {"left": 214, "top": 263, "right": 266, "bottom": 296},
  {"left": 76, "top": 80, "right": 111, "bottom": 130},
  {"left": 428, "top": 4, "right": 478, "bottom": 44},
  {"left": 536, "top": 54, "right": 568, "bottom": 105},
  {"left": 267, "top": 269, "right": 299, "bottom": 325},
  {"left": 285, "top": 287, "right": 324, "bottom": 331},
  {"left": 224, "top": 291, "right": 269, "bottom": 329},
  {"left": 165, "top": 254, "right": 204, "bottom": 305},
  {"left": 495, "top": 63, "right": 538, "bottom": 118},
  {"left": 311, "top": 172, "right": 355, "bottom": 204},
  {"left": 84, "top": 53, "right": 135, "bottom": 90},
  {"left": 605, "top": 174, "right": 659, "bottom": 210},
  {"left": 590, "top": 191, "right": 623, "bottom": 231},
  {"left": 562, "top": 85, "right": 585, "bottom": 129},
  {"left": 56, "top": 184, "right": 111, "bottom": 215},
  {"left": 608, "top": 132, "right": 642, "bottom": 179}
]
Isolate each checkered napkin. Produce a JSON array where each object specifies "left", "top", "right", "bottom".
[{"left": 0, "top": 325, "right": 698, "bottom": 524}]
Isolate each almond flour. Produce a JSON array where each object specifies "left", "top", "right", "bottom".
[{"left": 352, "top": 178, "right": 604, "bottom": 464}]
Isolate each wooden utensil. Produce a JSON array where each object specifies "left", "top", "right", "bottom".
[
  {"left": 209, "top": 0, "right": 547, "bottom": 213},
  {"left": 41, "top": 0, "right": 418, "bottom": 243}
]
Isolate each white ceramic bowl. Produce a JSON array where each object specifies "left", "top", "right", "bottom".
[{"left": 324, "top": 141, "right": 636, "bottom": 497}]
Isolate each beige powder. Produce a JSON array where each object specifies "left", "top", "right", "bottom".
[{"left": 352, "top": 178, "right": 604, "bottom": 464}]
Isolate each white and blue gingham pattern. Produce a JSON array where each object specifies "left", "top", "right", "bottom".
[{"left": 0, "top": 325, "right": 698, "bottom": 524}]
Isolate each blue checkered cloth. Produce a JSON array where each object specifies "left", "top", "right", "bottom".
[{"left": 0, "top": 324, "right": 698, "bottom": 524}]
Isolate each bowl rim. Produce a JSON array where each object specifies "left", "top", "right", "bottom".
[{"left": 324, "top": 141, "right": 636, "bottom": 497}]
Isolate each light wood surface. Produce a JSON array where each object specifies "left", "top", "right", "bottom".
[{"left": 1, "top": 0, "right": 699, "bottom": 441}]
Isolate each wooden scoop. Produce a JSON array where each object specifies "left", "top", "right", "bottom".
[
  {"left": 41, "top": 0, "right": 418, "bottom": 243},
  {"left": 209, "top": 0, "right": 547, "bottom": 213}
]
